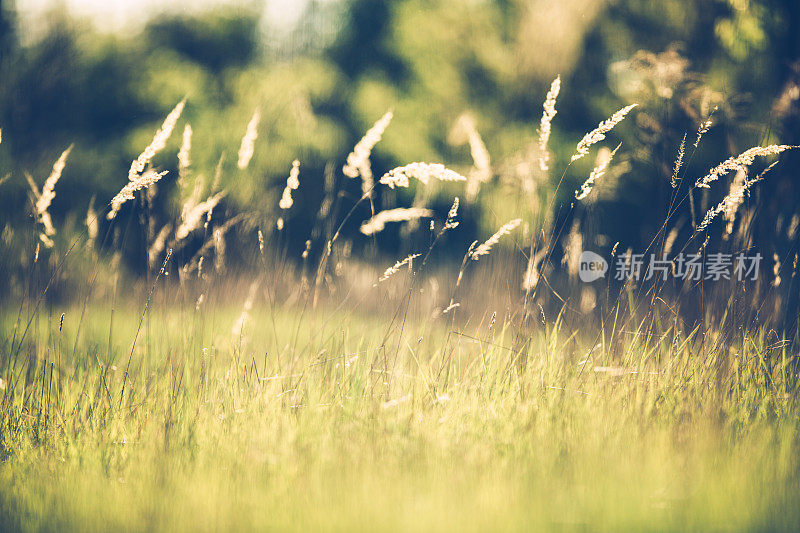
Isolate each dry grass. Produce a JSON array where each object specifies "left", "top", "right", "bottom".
[{"left": 1, "top": 65, "right": 800, "bottom": 533}]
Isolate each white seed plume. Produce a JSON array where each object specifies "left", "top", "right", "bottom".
[
  {"left": 287, "top": 159, "right": 300, "bottom": 189},
  {"left": 454, "top": 113, "right": 492, "bottom": 181},
  {"left": 522, "top": 247, "right": 548, "bottom": 291},
  {"left": 128, "top": 99, "right": 185, "bottom": 182},
  {"left": 695, "top": 145, "right": 794, "bottom": 189},
  {"left": 379, "top": 162, "right": 467, "bottom": 189},
  {"left": 279, "top": 160, "right": 301, "bottom": 210},
  {"left": 472, "top": 218, "right": 522, "bottom": 260},
  {"left": 214, "top": 225, "right": 226, "bottom": 273},
  {"left": 35, "top": 145, "right": 73, "bottom": 226},
  {"left": 467, "top": 135, "right": 491, "bottom": 200},
  {"left": 787, "top": 215, "right": 799, "bottom": 240},
  {"left": 575, "top": 144, "right": 620, "bottom": 200},
  {"left": 86, "top": 196, "right": 98, "bottom": 243},
  {"left": 696, "top": 179, "right": 743, "bottom": 232},
  {"left": 722, "top": 168, "right": 747, "bottom": 238},
  {"left": 38, "top": 233, "right": 53, "bottom": 249},
  {"left": 148, "top": 223, "right": 172, "bottom": 269},
  {"left": 232, "top": 281, "right": 260, "bottom": 337},
  {"left": 538, "top": 75, "right": 561, "bottom": 171},
  {"left": 562, "top": 219, "right": 583, "bottom": 279},
  {"left": 237, "top": 108, "right": 261, "bottom": 170},
  {"left": 108, "top": 170, "right": 168, "bottom": 220},
  {"left": 694, "top": 109, "right": 716, "bottom": 148},
  {"left": 671, "top": 133, "right": 686, "bottom": 188},
  {"left": 773, "top": 253, "right": 782, "bottom": 288},
  {"left": 279, "top": 188, "right": 293, "bottom": 210},
  {"left": 212, "top": 153, "right": 225, "bottom": 193},
  {"left": 663, "top": 227, "right": 680, "bottom": 256},
  {"left": 175, "top": 191, "right": 226, "bottom": 241},
  {"left": 27, "top": 146, "right": 72, "bottom": 246},
  {"left": 452, "top": 114, "right": 491, "bottom": 201},
  {"left": 442, "top": 301, "right": 460, "bottom": 314},
  {"left": 697, "top": 161, "right": 778, "bottom": 233},
  {"left": 465, "top": 123, "right": 491, "bottom": 179},
  {"left": 181, "top": 174, "right": 206, "bottom": 222},
  {"left": 360, "top": 207, "right": 434, "bottom": 235},
  {"left": 571, "top": 104, "right": 637, "bottom": 163},
  {"left": 445, "top": 197, "right": 460, "bottom": 230},
  {"left": 343, "top": 110, "right": 393, "bottom": 196},
  {"left": 108, "top": 101, "right": 184, "bottom": 220},
  {"left": 378, "top": 253, "right": 421, "bottom": 282},
  {"left": 178, "top": 123, "right": 192, "bottom": 188}
]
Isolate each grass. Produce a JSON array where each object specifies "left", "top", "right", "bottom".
[
  {"left": 2, "top": 56, "right": 800, "bottom": 531},
  {"left": 1, "top": 286, "right": 799, "bottom": 531}
]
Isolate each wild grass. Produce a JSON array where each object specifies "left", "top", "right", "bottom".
[
  {"left": 1, "top": 291, "right": 799, "bottom": 531},
  {"left": 2, "top": 64, "right": 800, "bottom": 532}
]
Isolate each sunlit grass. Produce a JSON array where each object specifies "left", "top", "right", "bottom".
[{"left": 2, "top": 292, "right": 798, "bottom": 531}]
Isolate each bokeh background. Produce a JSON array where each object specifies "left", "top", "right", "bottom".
[{"left": 1, "top": 0, "right": 799, "bottom": 326}]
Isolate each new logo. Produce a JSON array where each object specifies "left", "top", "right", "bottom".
[{"left": 579, "top": 250, "right": 608, "bottom": 282}]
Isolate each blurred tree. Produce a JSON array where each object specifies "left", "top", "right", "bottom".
[
  {"left": 327, "top": 0, "right": 406, "bottom": 83},
  {"left": 0, "top": 0, "right": 17, "bottom": 59},
  {"left": 145, "top": 9, "right": 261, "bottom": 76}
]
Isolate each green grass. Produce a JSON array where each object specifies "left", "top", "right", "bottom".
[{"left": 1, "top": 287, "right": 799, "bottom": 532}]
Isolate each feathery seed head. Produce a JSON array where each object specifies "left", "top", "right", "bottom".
[
  {"left": 379, "top": 162, "right": 467, "bottom": 189},
  {"left": 279, "top": 188, "right": 294, "bottom": 210},
  {"left": 360, "top": 207, "right": 434, "bottom": 235},
  {"left": 671, "top": 134, "right": 686, "bottom": 188},
  {"left": 86, "top": 196, "right": 98, "bottom": 243},
  {"left": 232, "top": 281, "right": 260, "bottom": 337},
  {"left": 694, "top": 108, "right": 716, "bottom": 148},
  {"left": 571, "top": 104, "right": 636, "bottom": 163},
  {"left": 175, "top": 191, "right": 226, "bottom": 241},
  {"left": 452, "top": 114, "right": 492, "bottom": 200},
  {"left": 148, "top": 223, "right": 173, "bottom": 269},
  {"left": 538, "top": 76, "right": 561, "bottom": 172},
  {"left": 445, "top": 197, "right": 460, "bottom": 229},
  {"left": 178, "top": 123, "right": 192, "bottom": 187},
  {"left": 128, "top": 99, "right": 185, "bottom": 182},
  {"left": 695, "top": 145, "right": 794, "bottom": 189},
  {"left": 108, "top": 170, "right": 169, "bottom": 220},
  {"left": 237, "top": 108, "right": 261, "bottom": 170},
  {"left": 472, "top": 218, "right": 522, "bottom": 260},
  {"left": 575, "top": 144, "right": 621, "bottom": 200},
  {"left": 279, "top": 160, "right": 301, "bottom": 210},
  {"left": 287, "top": 160, "right": 300, "bottom": 189},
  {"left": 697, "top": 161, "right": 779, "bottom": 233},
  {"left": 378, "top": 253, "right": 421, "bottom": 282},
  {"left": 36, "top": 145, "right": 73, "bottom": 219},
  {"left": 343, "top": 110, "right": 393, "bottom": 185}
]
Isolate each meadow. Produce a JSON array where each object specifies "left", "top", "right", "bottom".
[
  {"left": 2, "top": 283, "right": 799, "bottom": 531},
  {"left": 2, "top": 75, "right": 800, "bottom": 531}
]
